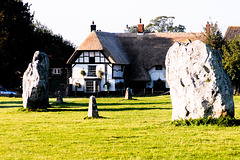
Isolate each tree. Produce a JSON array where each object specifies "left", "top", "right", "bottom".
[
  {"left": 0, "top": 0, "right": 34, "bottom": 88},
  {"left": 129, "top": 25, "right": 138, "bottom": 33},
  {"left": 32, "top": 21, "right": 75, "bottom": 67},
  {"left": 145, "top": 16, "right": 186, "bottom": 33},
  {"left": 0, "top": 0, "right": 75, "bottom": 89},
  {"left": 203, "top": 21, "right": 225, "bottom": 52},
  {"left": 222, "top": 36, "right": 240, "bottom": 93}
]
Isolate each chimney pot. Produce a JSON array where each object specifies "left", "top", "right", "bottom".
[
  {"left": 138, "top": 18, "right": 144, "bottom": 33},
  {"left": 91, "top": 21, "right": 96, "bottom": 32},
  {"left": 206, "top": 21, "right": 210, "bottom": 35}
]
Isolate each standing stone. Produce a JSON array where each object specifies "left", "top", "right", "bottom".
[
  {"left": 88, "top": 96, "right": 99, "bottom": 117},
  {"left": 56, "top": 90, "right": 63, "bottom": 103},
  {"left": 22, "top": 51, "right": 49, "bottom": 109},
  {"left": 165, "top": 40, "right": 234, "bottom": 120},
  {"left": 125, "top": 87, "right": 132, "bottom": 99}
]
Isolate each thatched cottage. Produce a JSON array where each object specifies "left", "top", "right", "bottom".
[{"left": 67, "top": 20, "right": 203, "bottom": 95}]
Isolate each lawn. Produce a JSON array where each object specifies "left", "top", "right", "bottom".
[{"left": 0, "top": 95, "right": 240, "bottom": 159}]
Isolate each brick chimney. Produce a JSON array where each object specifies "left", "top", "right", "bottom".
[
  {"left": 138, "top": 18, "right": 144, "bottom": 33},
  {"left": 206, "top": 21, "right": 210, "bottom": 35},
  {"left": 91, "top": 21, "right": 96, "bottom": 32}
]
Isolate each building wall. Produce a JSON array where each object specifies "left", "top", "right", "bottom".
[
  {"left": 69, "top": 64, "right": 124, "bottom": 92},
  {"left": 49, "top": 68, "right": 68, "bottom": 96},
  {"left": 146, "top": 66, "right": 169, "bottom": 89}
]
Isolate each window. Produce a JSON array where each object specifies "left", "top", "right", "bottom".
[
  {"left": 79, "top": 58, "right": 83, "bottom": 63},
  {"left": 76, "top": 51, "right": 109, "bottom": 64},
  {"left": 52, "top": 68, "right": 61, "bottom": 75},
  {"left": 88, "top": 65, "right": 96, "bottom": 76},
  {"left": 86, "top": 81, "right": 94, "bottom": 92},
  {"left": 95, "top": 52, "right": 100, "bottom": 56},
  {"left": 113, "top": 65, "right": 124, "bottom": 78},
  {"left": 156, "top": 65, "right": 162, "bottom": 70},
  {"left": 0, "top": 87, "right": 7, "bottom": 91},
  {"left": 85, "top": 80, "right": 100, "bottom": 93},
  {"left": 95, "top": 57, "right": 100, "bottom": 63},
  {"left": 84, "top": 57, "right": 89, "bottom": 63},
  {"left": 90, "top": 52, "right": 94, "bottom": 57}
]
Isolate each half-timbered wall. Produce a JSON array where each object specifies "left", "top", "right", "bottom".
[{"left": 69, "top": 51, "right": 125, "bottom": 93}]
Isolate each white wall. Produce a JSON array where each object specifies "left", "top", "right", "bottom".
[
  {"left": 146, "top": 66, "right": 169, "bottom": 88},
  {"left": 69, "top": 64, "right": 122, "bottom": 92}
]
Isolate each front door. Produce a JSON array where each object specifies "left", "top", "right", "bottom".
[{"left": 85, "top": 80, "right": 100, "bottom": 93}]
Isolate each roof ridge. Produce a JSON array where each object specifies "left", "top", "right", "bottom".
[{"left": 228, "top": 26, "right": 240, "bottom": 28}]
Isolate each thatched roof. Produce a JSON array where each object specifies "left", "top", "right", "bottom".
[
  {"left": 67, "top": 31, "right": 130, "bottom": 65},
  {"left": 116, "top": 32, "right": 204, "bottom": 81},
  {"left": 67, "top": 31, "right": 204, "bottom": 82},
  {"left": 224, "top": 26, "right": 240, "bottom": 41}
]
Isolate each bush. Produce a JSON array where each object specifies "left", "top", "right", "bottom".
[
  {"left": 98, "top": 70, "right": 104, "bottom": 78},
  {"left": 80, "top": 70, "right": 86, "bottom": 76},
  {"left": 172, "top": 116, "right": 240, "bottom": 127}
]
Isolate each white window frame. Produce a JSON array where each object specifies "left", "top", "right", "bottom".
[
  {"left": 88, "top": 65, "right": 96, "bottom": 76},
  {"left": 52, "top": 68, "right": 61, "bottom": 75}
]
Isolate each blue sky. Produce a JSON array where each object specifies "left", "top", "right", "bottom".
[{"left": 23, "top": 0, "right": 240, "bottom": 46}]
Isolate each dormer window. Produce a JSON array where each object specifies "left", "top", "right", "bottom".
[{"left": 75, "top": 51, "right": 109, "bottom": 64}]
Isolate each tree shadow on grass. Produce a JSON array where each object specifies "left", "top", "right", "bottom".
[
  {"left": 0, "top": 101, "right": 23, "bottom": 108},
  {"left": 0, "top": 101, "right": 22, "bottom": 104}
]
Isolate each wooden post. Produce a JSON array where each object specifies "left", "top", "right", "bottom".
[
  {"left": 75, "top": 86, "right": 77, "bottom": 97},
  {"left": 152, "top": 87, "right": 154, "bottom": 95},
  {"left": 144, "top": 88, "right": 146, "bottom": 95},
  {"left": 97, "top": 84, "right": 100, "bottom": 97}
]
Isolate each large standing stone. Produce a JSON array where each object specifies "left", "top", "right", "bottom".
[
  {"left": 165, "top": 40, "right": 234, "bottom": 120},
  {"left": 22, "top": 51, "right": 49, "bottom": 109},
  {"left": 88, "top": 96, "right": 99, "bottom": 117}
]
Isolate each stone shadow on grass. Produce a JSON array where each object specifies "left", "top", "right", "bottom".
[
  {"left": 48, "top": 102, "right": 171, "bottom": 112},
  {"left": 48, "top": 101, "right": 171, "bottom": 112},
  {"left": 50, "top": 101, "right": 171, "bottom": 108}
]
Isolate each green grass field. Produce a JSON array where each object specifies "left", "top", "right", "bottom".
[{"left": 0, "top": 95, "right": 240, "bottom": 159}]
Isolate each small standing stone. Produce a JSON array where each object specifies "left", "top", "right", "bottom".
[
  {"left": 125, "top": 87, "right": 132, "bottom": 99},
  {"left": 56, "top": 90, "right": 63, "bottom": 103},
  {"left": 88, "top": 96, "right": 99, "bottom": 117}
]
